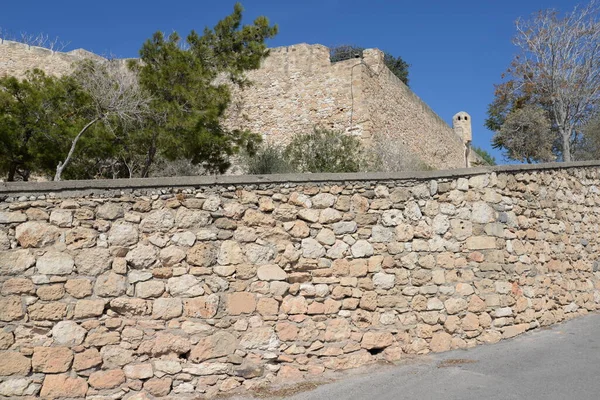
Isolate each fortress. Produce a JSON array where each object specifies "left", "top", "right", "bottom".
[{"left": 0, "top": 39, "right": 482, "bottom": 171}]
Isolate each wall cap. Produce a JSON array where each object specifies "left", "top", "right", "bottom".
[{"left": 1, "top": 160, "right": 599, "bottom": 196}]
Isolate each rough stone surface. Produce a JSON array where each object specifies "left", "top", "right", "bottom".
[{"left": 0, "top": 165, "right": 598, "bottom": 398}]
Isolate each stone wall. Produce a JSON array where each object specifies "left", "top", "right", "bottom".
[
  {"left": 0, "top": 162, "right": 599, "bottom": 398},
  {"left": 0, "top": 40, "right": 102, "bottom": 80},
  {"left": 0, "top": 40, "right": 469, "bottom": 170}
]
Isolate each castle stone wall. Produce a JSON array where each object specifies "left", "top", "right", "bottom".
[
  {"left": 0, "top": 41, "right": 471, "bottom": 170},
  {"left": 0, "top": 162, "right": 599, "bottom": 398}
]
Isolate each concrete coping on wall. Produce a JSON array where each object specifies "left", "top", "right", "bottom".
[{"left": 1, "top": 160, "right": 599, "bottom": 197}]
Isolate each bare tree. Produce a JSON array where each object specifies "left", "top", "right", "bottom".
[
  {"left": 507, "top": 1, "right": 600, "bottom": 161},
  {"left": 54, "top": 60, "right": 152, "bottom": 181}
]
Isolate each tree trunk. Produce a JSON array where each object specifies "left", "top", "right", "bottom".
[
  {"left": 141, "top": 133, "right": 158, "bottom": 178},
  {"left": 54, "top": 118, "right": 99, "bottom": 181},
  {"left": 7, "top": 163, "right": 16, "bottom": 182},
  {"left": 562, "top": 128, "right": 572, "bottom": 162}
]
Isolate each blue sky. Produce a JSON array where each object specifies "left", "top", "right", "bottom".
[{"left": 1, "top": 0, "right": 582, "bottom": 164}]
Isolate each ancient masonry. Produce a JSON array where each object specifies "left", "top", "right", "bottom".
[
  {"left": 0, "top": 40, "right": 482, "bottom": 170},
  {"left": 0, "top": 161, "right": 599, "bottom": 398}
]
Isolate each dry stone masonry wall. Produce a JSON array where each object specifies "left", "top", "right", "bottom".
[{"left": 0, "top": 163, "right": 599, "bottom": 399}]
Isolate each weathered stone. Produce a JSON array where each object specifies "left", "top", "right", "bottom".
[
  {"left": 218, "top": 240, "right": 245, "bottom": 265},
  {"left": 108, "top": 221, "right": 139, "bottom": 247},
  {"left": 96, "top": 203, "right": 124, "bottom": 220},
  {"left": 159, "top": 245, "right": 186, "bottom": 266},
  {"left": 245, "top": 243, "right": 275, "bottom": 264},
  {"left": 371, "top": 225, "right": 394, "bottom": 243},
  {"left": 32, "top": 346, "right": 73, "bottom": 373},
  {"left": 126, "top": 244, "right": 158, "bottom": 269},
  {"left": 466, "top": 236, "right": 496, "bottom": 250},
  {"left": 94, "top": 272, "right": 127, "bottom": 297},
  {"left": 302, "top": 238, "right": 325, "bottom": 258},
  {"left": 175, "top": 207, "right": 211, "bottom": 229},
  {"left": 373, "top": 272, "right": 395, "bottom": 290},
  {"left": 40, "top": 374, "right": 88, "bottom": 398},
  {"left": 257, "top": 264, "right": 287, "bottom": 281},
  {"left": 332, "top": 221, "right": 357, "bottom": 235},
  {"left": 65, "top": 278, "right": 93, "bottom": 298},
  {"left": 0, "top": 378, "right": 32, "bottom": 397},
  {"left": 190, "top": 332, "right": 238, "bottom": 362},
  {"left": 361, "top": 331, "right": 395, "bottom": 349},
  {"left": 445, "top": 298, "right": 468, "bottom": 315},
  {"left": 168, "top": 275, "right": 204, "bottom": 297},
  {"left": 430, "top": 331, "right": 452, "bottom": 352},
  {"left": 136, "top": 280, "right": 165, "bottom": 298},
  {"left": 124, "top": 363, "right": 154, "bottom": 380},
  {"left": 319, "top": 207, "right": 343, "bottom": 223},
  {"left": 74, "top": 299, "right": 106, "bottom": 318},
  {"left": 240, "top": 327, "right": 279, "bottom": 350},
  {"left": 101, "top": 345, "right": 134, "bottom": 368},
  {"left": 281, "top": 295, "right": 308, "bottom": 314},
  {"left": 0, "top": 250, "right": 36, "bottom": 275},
  {"left": 52, "top": 321, "right": 86, "bottom": 345},
  {"left": 73, "top": 348, "right": 102, "bottom": 371},
  {"left": 75, "top": 247, "right": 111, "bottom": 275},
  {"left": 37, "top": 284, "right": 65, "bottom": 300},
  {"left": 49, "top": 209, "right": 73, "bottom": 227},
  {"left": 2, "top": 278, "right": 35, "bottom": 295},
  {"left": 150, "top": 333, "right": 191, "bottom": 357},
  {"left": 66, "top": 227, "right": 98, "bottom": 249},
  {"left": 89, "top": 369, "right": 126, "bottom": 390},
  {"left": 28, "top": 301, "right": 67, "bottom": 321},
  {"left": 140, "top": 209, "right": 175, "bottom": 232},
  {"left": 227, "top": 292, "right": 256, "bottom": 315},
  {"left": 316, "top": 228, "right": 336, "bottom": 245},
  {"left": 152, "top": 298, "right": 182, "bottom": 319},
  {"left": 184, "top": 294, "right": 220, "bottom": 318},
  {"left": 15, "top": 222, "right": 60, "bottom": 248},
  {"left": 144, "top": 377, "right": 172, "bottom": 397},
  {"left": 471, "top": 201, "right": 495, "bottom": 223},
  {"left": 37, "top": 251, "right": 74, "bottom": 275},
  {"left": 351, "top": 240, "right": 374, "bottom": 258},
  {"left": 187, "top": 243, "right": 217, "bottom": 267},
  {"left": 0, "top": 330, "right": 14, "bottom": 350},
  {"left": 0, "top": 211, "right": 27, "bottom": 224},
  {"left": 0, "top": 352, "right": 31, "bottom": 376}
]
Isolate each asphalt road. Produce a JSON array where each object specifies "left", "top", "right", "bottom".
[{"left": 249, "top": 313, "right": 600, "bottom": 400}]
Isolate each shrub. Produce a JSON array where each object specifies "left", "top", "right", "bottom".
[
  {"left": 244, "top": 142, "right": 293, "bottom": 174},
  {"left": 284, "top": 128, "right": 366, "bottom": 173}
]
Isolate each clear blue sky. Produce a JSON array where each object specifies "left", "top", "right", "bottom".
[{"left": 1, "top": 0, "right": 581, "bottom": 164}]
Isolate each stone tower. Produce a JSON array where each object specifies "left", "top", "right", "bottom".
[{"left": 453, "top": 111, "right": 472, "bottom": 145}]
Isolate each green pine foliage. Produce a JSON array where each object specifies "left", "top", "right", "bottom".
[
  {"left": 471, "top": 146, "right": 497, "bottom": 166},
  {"left": 330, "top": 45, "right": 410, "bottom": 85},
  {"left": 132, "top": 2, "right": 278, "bottom": 175}
]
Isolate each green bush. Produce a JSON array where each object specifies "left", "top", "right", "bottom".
[
  {"left": 245, "top": 142, "right": 293, "bottom": 174},
  {"left": 285, "top": 128, "right": 365, "bottom": 173}
]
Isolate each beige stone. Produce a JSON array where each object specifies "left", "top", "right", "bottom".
[
  {"left": 361, "top": 331, "right": 395, "bottom": 350},
  {"left": 184, "top": 294, "right": 220, "bottom": 318},
  {"left": 2, "top": 278, "right": 35, "bottom": 295},
  {"left": 257, "top": 297, "right": 279, "bottom": 315},
  {"left": 0, "top": 330, "right": 15, "bottom": 350},
  {"left": 152, "top": 298, "right": 183, "bottom": 320},
  {"left": 0, "top": 296, "right": 24, "bottom": 322},
  {"left": 0, "top": 352, "right": 31, "bottom": 376},
  {"left": 15, "top": 221, "right": 60, "bottom": 248},
  {"left": 32, "top": 347, "right": 73, "bottom": 373},
  {"left": 37, "top": 284, "right": 65, "bottom": 300},
  {"left": 28, "top": 301, "right": 67, "bottom": 321},
  {"left": 40, "top": 374, "right": 88, "bottom": 399},
  {"left": 89, "top": 369, "right": 126, "bottom": 389},
  {"left": 281, "top": 295, "right": 308, "bottom": 315},
  {"left": 73, "top": 348, "right": 102, "bottom": 371},
  {"left": 144, "top": 377, "right": 172, "bottom": 397},
  {"left": 65, "top": 278, "right": 93, "bottom": 298},
  {"left": 227, "top": 292, "right": 256, "bottom": 315},
  {"left": 74, "top": 299, "right": 106, "bottom": 318},
  {"left": 430, "top": 331, "right": 452, "bottom": 352},
  {"left": 190, "top": 332, "right": 237, "bottom": 362}
]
